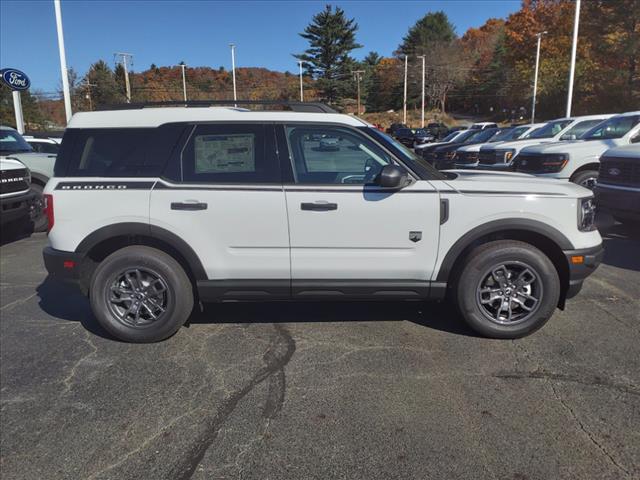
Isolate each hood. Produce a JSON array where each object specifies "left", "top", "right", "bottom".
[
  {"left": 0, "top": 157, "right": 28, "bottom": 171},
  {"left": 520, "top": 139, "right": 624, "bottom": 156},
  {"left": 442, "top": 169, "right": 591, "bottom": 198},
  {"left": 415, "top": 141, "right": 448, "bottom": 151},
  {"left": 456, "top": 142, "right": 491, "bottom": 153},
  {"left": 1, "top": 151, "right": 55, "bottom": 161},
  {"left": 487, "top": 138, "right": 554, "bottom": 152}
]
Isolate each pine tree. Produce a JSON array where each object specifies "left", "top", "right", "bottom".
[
  {"left": 85, "top": 60, "right": 123, "bottom": 108},
  {"left": 294, "top": 5, "right": 362, "bottom": 103},
  {"left": 397, "top": 11, "right": 456, "bottom": 55}
]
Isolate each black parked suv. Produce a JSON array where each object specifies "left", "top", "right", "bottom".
[
  {"left": 431, "top": 128, "right": 501, "bottom": 170},
  {"left": 595, "top": 145, "right": 640, "bottom": 227},
  {"left": 426, "top": 122, "right": 448, "bottom": 140}
]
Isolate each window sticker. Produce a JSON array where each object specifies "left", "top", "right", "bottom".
[{"left": 194, "top": 134, "right": 255, "bottom": 173}]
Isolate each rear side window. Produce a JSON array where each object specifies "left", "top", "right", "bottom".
[
  {"left": 55, "top": 125, "right": 186, "bottom": 177},
  {"left": 180, "top": 124, "right": 278, "bottom": 183}
]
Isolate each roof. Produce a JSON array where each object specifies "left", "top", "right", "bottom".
[{"left": 67, "top": 107, "right": 368, "bottom": 129}]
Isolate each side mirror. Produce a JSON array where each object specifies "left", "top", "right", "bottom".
[
  {"left": 631, "top": 134, "right": 640, "bottom": 144},
  {"left": 377, "top": 164, "right": 408, "bottom": 188}
]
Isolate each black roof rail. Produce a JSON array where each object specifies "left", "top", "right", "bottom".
[{"left": 97, "top": 100, "right": 338, "bottom": 114}]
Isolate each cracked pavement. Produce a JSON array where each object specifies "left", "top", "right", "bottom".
[{"left": 1, "top": 218, "right": 639, "bottom": 480}]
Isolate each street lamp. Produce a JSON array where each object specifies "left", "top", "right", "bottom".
[{"left": 531, "top": 31, "right": 547, "bottom": 123}]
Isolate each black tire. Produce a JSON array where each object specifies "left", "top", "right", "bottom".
[
  {"left": 30, "top": 183, "right": 48, "bottom": 233},
  {"left": 571, "top": 170, "right": 598, "bottom": 190},
  {"left": 89, "top": 246, "right": 194, "bottom": 342},
  {"left": 454, "top": 240, "right": 560, "bottom": 339}
]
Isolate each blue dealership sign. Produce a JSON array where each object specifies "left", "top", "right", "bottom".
[{"left": 0, "top": 68, "right": 31, "bottom": 91}]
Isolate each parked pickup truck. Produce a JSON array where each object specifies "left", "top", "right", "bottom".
[
  {"left": 0, "top": 157, "right": 35, "bottom": 229},
  {"left": 477, "top": 115, "right": 611, "bottom": 171},
  {"left": 594, "top": 144, "right": 640, "bottom": 227},
  {"left": 1, "top": 126, "right": 56, "bottom": 231},
  {"left": 454, "top": 123, "right": 544, "bottom": 169},
  {"left": 514, "top": 111, "right": 640, "bottom": 188}
]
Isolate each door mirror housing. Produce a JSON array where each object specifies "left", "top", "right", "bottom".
[{"left": 376, "top": 164, "right": 409, "bottom": 188}]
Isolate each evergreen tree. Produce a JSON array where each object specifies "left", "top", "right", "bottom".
[
  {"left": 85, "top": 60, "right": 123, "bottom": 108},
  {"left": 294, "top": 5, "right": 362, "bottom": 103},
  {"left": 397, "top": 11, "right": 456, "bottom": 55}
]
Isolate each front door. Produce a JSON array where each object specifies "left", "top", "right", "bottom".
[{"left": 279, "top": 124, "right": 440, "bottom": 297}]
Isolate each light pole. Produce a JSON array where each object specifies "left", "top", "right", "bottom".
[
  {"left": 178, "top": 63, "right": 187, "bottom": 102},
  {"left": 531, "top": 31, "right": 547, "bottom": 123},
  {"left": 566, "top": 0, "right": 581, "bottom": 117},
  {"left": 417, "top": 55, "right": 426, "bottom": 128},
  {"left": 229, "top": 43, "right": 237, "bottom": 105},
  {"left": 403, "top": 55, "right": 408, "bottom": 124},
  {"left": 53, "top": 0, "right": 72, "bottom": 123},
  {"left": 298, "top": 61, "right": 304, "bottom": 102},
  {"left": 114, "top": 52, "right": 133, "bottom": 103},
  {"left": 352, "top": 70, "right": 365, "bottom": 115}
]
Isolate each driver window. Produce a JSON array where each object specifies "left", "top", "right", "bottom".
[{"left": 285, "top": 126, "right": 392, "bottom": 184}]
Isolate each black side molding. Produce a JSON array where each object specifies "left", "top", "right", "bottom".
[{"left": 171, "top": 202, "right": 208, "bottom": 211}]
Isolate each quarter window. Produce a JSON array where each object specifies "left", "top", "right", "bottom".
[{"left": 285, "top": 125, "right": 392, "bottom": 184}]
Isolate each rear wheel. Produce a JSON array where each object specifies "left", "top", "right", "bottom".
[
  {"left": 89, "top": 246, "right": 194, "bottom": 342},
  {"left": 571, "top": 170, "right": 599, "bottom": 190},
  {"left": 454, "top": 240, "right": 560, "bottom": 338}
]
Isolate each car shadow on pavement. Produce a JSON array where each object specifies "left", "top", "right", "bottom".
[
  {"left": 192, "top": 300, "right": 478, "bottom": 337},
  {"left": 36, "top": 276, "right": 116, "bottom": 340},
  {"left": 36, "top": 275, "right": 477, "bottom": 339}
]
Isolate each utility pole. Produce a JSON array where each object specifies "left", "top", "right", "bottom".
[
  {"left": 178, "top": 63, "right": 187, "bottom": 101},
  {"left": 417, "top": 55, "right": 426, "bottom": 128},
  {"left": 114, "top": 52, "right": 133, "bottom": 103},
  {"left": 53, "top": 0, "right": 72, "bottom": 123},
  {"left": 531, "top": 31, "right": 547, "bottom": 123},
  {"left": 298, "top": 61, "right": 304, "bottom": 102},
  {"left": 403, "top": 55, "right": 408, "bottom": 124},
  {"left": 352, "top": 70, "right": 365, "bottom": 115},
  {"left": 82, "top": 79, "right": 96, "bottom": 111},
  {"left": 229, "top": 43, "right": 237, "bottom": 106},
  {"left": 566, "top": 0, "right": 581, "bottom": 117}
]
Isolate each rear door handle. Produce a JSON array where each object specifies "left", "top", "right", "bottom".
[
  {"left": 171, "top": 201, "right": 208, "bottom": 211},
  {"left": 301, "top": 201, "right": 338, "bottom": 211}
]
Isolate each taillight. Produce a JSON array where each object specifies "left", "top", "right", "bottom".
[{"left": 44, "top": 194, "right": 54, "bottom": 233}]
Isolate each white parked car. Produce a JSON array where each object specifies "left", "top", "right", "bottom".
[
  {"left": 454, "top": 123, "right": 544, "bottom": 168},
  {"left": 43, "top": 102, "right": 602, "bottom": 342},
  {"left": 514, "top": 111, "right": 640, "bottom": 188},
  {"left": 23, "top": 134, "right": 62, "bottom": 154},
  {"left": 477, "top": 114, "right": 612, "bottom": 170}
]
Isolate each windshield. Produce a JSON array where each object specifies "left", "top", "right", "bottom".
[
  {"left": 560, "top": 119, "right": 607, "bottom": 140},
  {"left": 582, "top": 115, "right": 640, "bottom": 140},
  {"left": 363, "top": 127, "right": 446, "bottom": 180},
  {"left": 466, "top": 128, "right": 498, "bottom": 144},
  {"left": 528, "top": 119, "right": 572, "bottom": 139},
  {"left": 441, "top": 131, "right": 460, "bottom": 142},
  {"left": 0, "top": 129, "right": 33, "bottom": 154},
  {"left": 509, "top": 126, "right": 531, "bottom": 139},
  {"left": 453, "top": 129, "right": 478, "bottom": 143},
  {"left": 488, "top": 128, "right": 515, "bottom": 142},
  {"left": 396, "top": 129, "right": 413, "bottom": 136}
]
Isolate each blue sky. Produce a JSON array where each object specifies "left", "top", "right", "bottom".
[{"left": 1, "top": 0, "right": 520, "bottom": 93}]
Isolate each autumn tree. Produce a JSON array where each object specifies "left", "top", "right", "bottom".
[{"left": 294, "top": 5, "right": 362, "bottom": 103}]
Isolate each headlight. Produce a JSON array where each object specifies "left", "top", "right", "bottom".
[
  {"left": 578, "top": 197, "right": 597, "bottom": 232},
  {"left": 541, "top": 154, "right": 569, "bottom": 172},
  {"left": 504, "top": 149, "right": 516, "bottom": 162}
]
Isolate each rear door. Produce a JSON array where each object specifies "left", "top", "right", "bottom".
[
  {"left": 150, "top": 123, "right": 290, "bottom": 297},
  {"left": 278, "top": 124, "right": 441, "bottom": 298}
]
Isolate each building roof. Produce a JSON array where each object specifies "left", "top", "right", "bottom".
[{"left": 67, "top": 107, "right": 368, "bottom": 129}]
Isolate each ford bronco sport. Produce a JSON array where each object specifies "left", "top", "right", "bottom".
[{"left": 42, "top": 101, "right": 603, "bottom": 343}]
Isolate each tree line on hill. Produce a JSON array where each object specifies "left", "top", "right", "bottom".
[{"left": 1, "top": 0, "right": 637, "bottom": 129}]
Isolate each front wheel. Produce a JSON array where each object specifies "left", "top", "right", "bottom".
[
  {"left": 571, "top": 170, "right": 599, "bottom": 190},
  {"left": 454, "top": 240, "right": 560, "bottom": 338},
  {"left": 89, "top": 246, "right": 194, "bottom": 342}
]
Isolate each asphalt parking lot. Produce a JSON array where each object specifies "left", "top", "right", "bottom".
[{"left": 1, "top": 216, "right": 639, "bottom": 480}]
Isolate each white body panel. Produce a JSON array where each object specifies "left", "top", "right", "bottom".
[
  {"left": 0, "top": 158, "right": 30, "bottom": 199},
  {"left": 149, "top": 181, "right": 290, "bottom": 279},
  {"left": 284, "top": 181, "right": 440, "bottom": 280}
]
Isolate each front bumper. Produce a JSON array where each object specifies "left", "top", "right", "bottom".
[
  {"left": 563, "top": 243, "right": 604, "bottom": 299},
  {"left": 0, "top": 190, "right": 36, "bottom": 225},
  {"left": 595, "top": 183, "right": 640, "bottom": 221}
]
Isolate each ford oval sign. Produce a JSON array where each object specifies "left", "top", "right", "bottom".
[{"left": 0, "top": 68, "right": 31, "bottom": 91}]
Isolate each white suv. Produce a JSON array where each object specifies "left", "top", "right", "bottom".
[{"left": 42, "top": 102, "right": 603, "bottom": 342}]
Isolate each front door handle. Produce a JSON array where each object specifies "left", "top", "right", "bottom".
[
  {"left": 171, "top": 201, "right": 208, "bottom": 211},
  {"left": 301, "top": 201, "right": 338, "bottom": 211}
]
